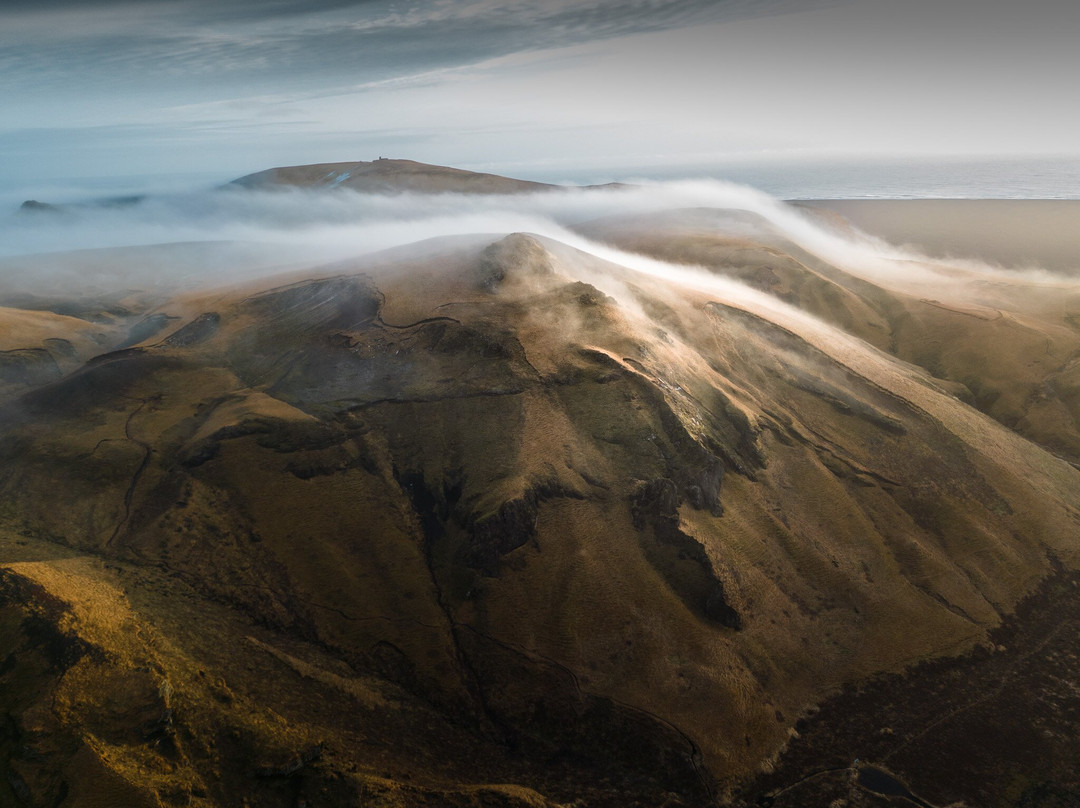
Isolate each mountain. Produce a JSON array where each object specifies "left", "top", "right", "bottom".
[
  {"left": 577, "top": 205, "right": 1080, "bottom": 467},
  {"left": 230, "top": 158, "right": 561, "bottom": 194},
  {"left": 1, "top": 165, "right": 1079, "bottom": 807}
]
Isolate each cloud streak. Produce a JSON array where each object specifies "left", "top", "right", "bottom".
[{"left": 0, "top": 0, "right": 802, "bottom": 87}]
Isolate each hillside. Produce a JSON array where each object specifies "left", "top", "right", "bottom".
[{"left": 1, "top": 167, "right": 1079, "bottom": 807}]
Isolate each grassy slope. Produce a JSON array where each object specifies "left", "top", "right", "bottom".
[{"left": 0, "top": 220, "right": 1078, "bottom": 805}]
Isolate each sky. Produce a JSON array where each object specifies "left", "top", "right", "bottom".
[{"left": 3, "top": 0, "right": 1080, "bottom": 192}]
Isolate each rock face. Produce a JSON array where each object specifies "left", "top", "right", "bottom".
[{"left": 1, "top": 193, "right": 1079, "bottom": 807}]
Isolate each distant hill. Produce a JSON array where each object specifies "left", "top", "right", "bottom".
[
  {"left": 15, "top": 194, "right": 146, "bottom": 215},
  {"left": 230, "top": 158, "right": 562, "bottom": 194}
]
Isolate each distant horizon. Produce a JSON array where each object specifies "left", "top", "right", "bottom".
[{"left": 4, "top": 152, "right": 1080, "bottom": 210}]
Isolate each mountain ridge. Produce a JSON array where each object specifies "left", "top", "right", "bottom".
[{"left": 1, "top": 163, "right": 1079, "bottom": 806}]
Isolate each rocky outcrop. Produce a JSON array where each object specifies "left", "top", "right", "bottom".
[
  {"left": 162, "top": 312, "right": 220, "bottom": 348},
  {"left": 631, "top": 478, "right": 741, "bottom": 629}
]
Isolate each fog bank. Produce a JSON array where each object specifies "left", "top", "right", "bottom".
[{"left": 2, "top": 180, "right": 1069, "bottom": 302}]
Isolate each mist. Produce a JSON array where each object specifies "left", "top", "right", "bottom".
[
  {"left": 4, "top": 178, "right": 1061, "bottom": 303},
  {"left": 1, "top": 180, "right": 826, "bottom": 261}
]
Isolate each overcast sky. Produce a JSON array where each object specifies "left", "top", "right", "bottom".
[{"left": 3, "top": 0, "right": 1079, "bottom": 190}]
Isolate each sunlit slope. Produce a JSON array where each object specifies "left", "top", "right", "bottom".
[
  {"left": 579, "top": 207, "right": 1080, "bottom": 465},
  {"left": 0, "top": 306, "right": 113, "bottom": 400},
  {"left": 1, "top": 228, "right": 1078, "bottom": 803}
]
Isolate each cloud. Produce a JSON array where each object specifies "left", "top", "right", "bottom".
[
  {"left": 0, "top": 0, "right": 819, "bottom": 93},
  {"left": 5, "top": 0, "right": 1080, "bottom": 203},
  {"left": 1, "top": 179, "right": 1066, "bottom": 305}
]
